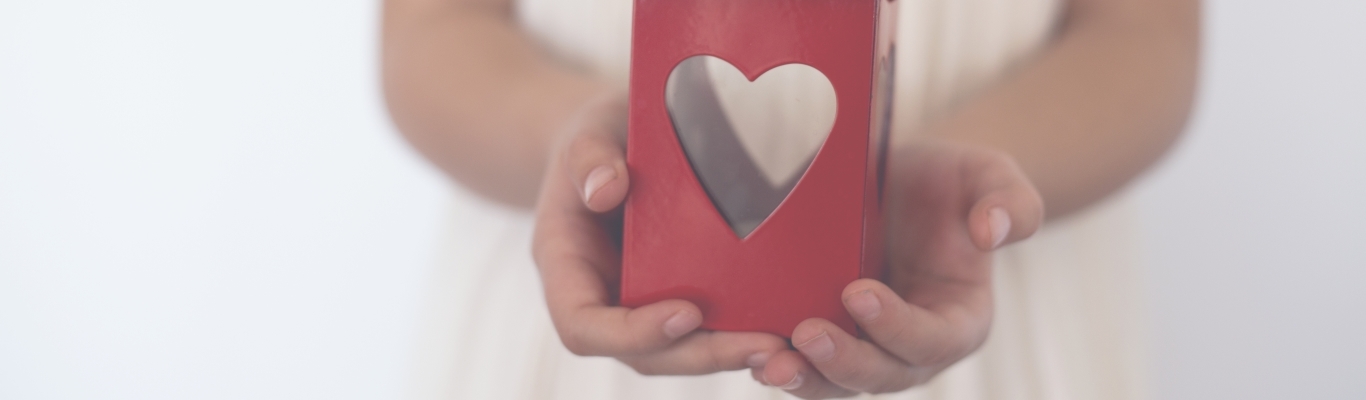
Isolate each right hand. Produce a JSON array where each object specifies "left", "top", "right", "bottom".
[{"left": 530, "top": 94, "right": 789, "bottom": 375}]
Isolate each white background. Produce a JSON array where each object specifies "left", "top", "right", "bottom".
[{"left": 1, "top": 1, "right": 1362, "bottom": 399}]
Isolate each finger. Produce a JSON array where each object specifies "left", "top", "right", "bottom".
[
  {"left": 760, "top": 350, "right": 857, "bottom": 399},
  {"left": 562, "top": 109, "right": 629, "bottom": 213},
  {"left": 962, "top": 152, "right": 1044, "bottom": 250},
  {"left": 533, "top": 163, "right": 697, "bottom": 357},
  {"left": 540, "top": 270, "right": 704, "bottom": 357},
  {"left": 789, "top": 318, "right": 920, "bottom": 394},
  {"left": 841, "top": 279, "right": 991, "bottom": 369},
  {"left": 618, "top": 331, "right": 788, "bottom": 376}
]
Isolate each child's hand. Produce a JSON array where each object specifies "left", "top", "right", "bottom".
[
  {"left": 754, "top": 141, "right": 1045, "bottom": 398},
  {"left": 530, "top": 95, "right": 789, "bottom": 375}
]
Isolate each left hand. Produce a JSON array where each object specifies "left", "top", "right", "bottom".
[{"left": 752, "top": 140, "right": 1045, "bottom": 398}]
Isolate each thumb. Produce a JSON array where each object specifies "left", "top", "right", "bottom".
[
  {"left": 562, "top": 108, "right": 629, "bottom": 213},
  {"left": 965, "top": 154, "right": 1044, "bottom": 250}
]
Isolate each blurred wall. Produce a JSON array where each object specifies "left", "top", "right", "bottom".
[
  {"left": 0, "top": 0, "right": 1363, "bottom": 399},
  {"left": 0, "top": 1, "right": 451, "bottom": 398},
  {"left": 1130, "top": 1, "right": 1366, "bottom": 398}
]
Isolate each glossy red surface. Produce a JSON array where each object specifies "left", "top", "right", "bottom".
[{"left": 623, "top": 0, "right": 897, "bottom": 337}]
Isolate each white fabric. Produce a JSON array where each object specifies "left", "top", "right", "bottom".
[{"left": 411, "top": 0, "right": 1150, "bottom": 398}]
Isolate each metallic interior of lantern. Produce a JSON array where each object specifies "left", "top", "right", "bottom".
[{"left": 665, "top": 55, "right": 839, "bottom": 237}]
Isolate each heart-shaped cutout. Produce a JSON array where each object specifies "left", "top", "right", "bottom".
[{"left": 666, "top": 55, "right": 837, "bottom": 238}]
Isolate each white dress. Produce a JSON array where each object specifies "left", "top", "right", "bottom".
[{"left": 411, "top": 1, "right": 1151, "bottom": 399}]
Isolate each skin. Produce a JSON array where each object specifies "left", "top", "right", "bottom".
[{"left": 383, "top": 0, "right": 1200, "bottom": 397}]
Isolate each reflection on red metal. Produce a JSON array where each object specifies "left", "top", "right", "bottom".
[{"left": 622, "top": 0, "right": 898, "bottom": 337}]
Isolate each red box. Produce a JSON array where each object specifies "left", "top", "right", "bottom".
[{"left": 622, "top": 0, "right": 898, "bottom": 337}]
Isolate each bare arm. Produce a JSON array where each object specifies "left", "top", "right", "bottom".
[
  {"left": 925, "top": 0, "right": 1200, "bottom": 217},
  {"left": 381, "top": 0, "right": 611, "bottom": 207},
  {"left": 382, "top": 0, "right": 1198, "bottom": 218}
]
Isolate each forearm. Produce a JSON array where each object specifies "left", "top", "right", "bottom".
[
  {"left": 382, "top": 0, "right": 610, "bottom": 207},
  {"left": 924, "top": 0, "right": 1200, "bottom": 218}
]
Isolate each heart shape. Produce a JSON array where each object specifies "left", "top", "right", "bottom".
[{"left": 666, "top": 56, "right": 838, "bottom": 238}]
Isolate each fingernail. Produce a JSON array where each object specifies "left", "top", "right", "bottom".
[
  {"left": 746, "top": 352, "right": 771, "bottom": 368},
  {"left": 845, "top": 290, "right": 882, "bottom": 320},
  {"left": 989, "top": 207, "right": 1011, "bottom": 249},
  {"left": 776, "top": 372, "right": 804, "bottom": 390},
  {"left": 583, "top": 165, "right": 616, "bottom": 203},
  {"left": 662, "top": 310, "right": 701, "bottom": 339},
  {"left": 795, "top": 331, "right": 836, "bottom": 362}
]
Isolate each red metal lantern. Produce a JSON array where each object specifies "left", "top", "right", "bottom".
[{"left": 622, "top": 0, "right": 898, "bottom": 337}]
